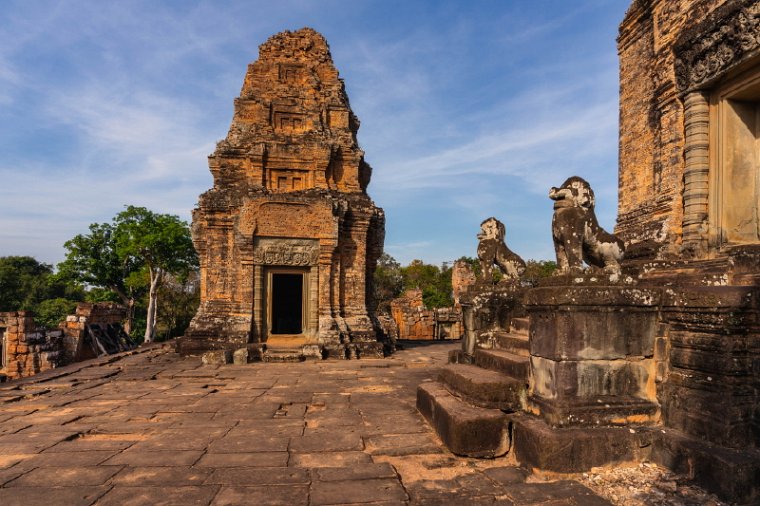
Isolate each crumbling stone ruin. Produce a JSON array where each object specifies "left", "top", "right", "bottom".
[
  {"left": 0, "top": 312, "right": 64, "bottom": 381},
  {"left": 451, "top": 259, "right": 476, "bottom": 306},
  {"left": 0, "top": 302, "right": 132, "bottom": 381},
  {"left": 417, "top": 2, "right": 760, "bottom": 503},
  {"left": 62, "top": 302, "right": 135, "bottom": 363},
  {"left": 389, "top": 288, "right": 462, "bottom": 341},
  {"left": 177, "top": 28, "right": 385, "bottom": 362}
]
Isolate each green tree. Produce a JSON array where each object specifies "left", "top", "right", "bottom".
[
  {"left": 523, "top": 260, "right": 558, "bottom": 287},
  {"left": 59, "top": 223, "right": 142, "bottom": 333},
  {"left": 373, "top": 252, "right": 403, "bottom": 314},
  {"left": 60, "top": 206, "right": 198, "bottom": 342},
  {"left": 0, "top": 256, "right": 54, "bottom": 311},
  {"left": 0, "top": 256, "right": 84, "bottom": 324},
  {"left": 112, "top": 206, "right": 197, "bottom": 343},
  {"left": 34, "top": 298, "right": 78, "bottom": 328},
  {"left": 401, "top": 259, "right": 453, "bottom": 309},
  {"left": 155, "top": 271, "right": 200, "bottom": 340}
]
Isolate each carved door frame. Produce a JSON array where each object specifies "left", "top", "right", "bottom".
[
  {"left": 708, "top": 66, "right": 760, "bottom": 251},
  {"left": 265, "top": 267, "right": 310, "bottom": 338}
]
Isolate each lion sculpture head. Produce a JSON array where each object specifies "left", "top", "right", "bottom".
[{"left": 549, "top": 176, "right": 595, "bottom": 210}]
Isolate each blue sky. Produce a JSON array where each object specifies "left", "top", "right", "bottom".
[{"left": 0, "top": 0, "right": 630, "bottom": 267}]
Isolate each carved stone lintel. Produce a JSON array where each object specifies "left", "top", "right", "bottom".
[
  {"left": 253, "top": 238, "right": 319, "bottom": 266},
  {"left": 675, "top": 0, "right": 760, "bottom": 92}
]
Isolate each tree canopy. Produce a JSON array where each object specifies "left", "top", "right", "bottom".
[
  {"left": 373, "top": 255, "right": 558, "bottom": 313},
  {"left": 60, "top": 206, "right": 198, "bottom": 342},
  {"left": 0, "top": 256, "right": 84, "bottom": 327}
]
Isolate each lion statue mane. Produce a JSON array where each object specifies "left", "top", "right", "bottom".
[
  {"left": 549, "top": 176, "right": 625, "bottom": 276},
  {"left": 476, "top": 217, "right": 526, "bottom": 282}
]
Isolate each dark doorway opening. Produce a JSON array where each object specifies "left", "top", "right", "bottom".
[{"left": 271, "top": 273, "right": 303, "bottom": 334}]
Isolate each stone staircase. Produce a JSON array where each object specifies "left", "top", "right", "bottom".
[{"left": 416, "top": 317, "right": 530, "bottom": 458}]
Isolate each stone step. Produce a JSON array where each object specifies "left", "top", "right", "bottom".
[
  {"left": 416, "top": 381, "right": 510, "bottom": 458},
  {"left": 438, "top": 363, "right": 525, "bottom": 411},
  {"left": 474, "top": 349, "right": 530, "bottom": 381},
  {"left": 263, "top": 349, "right": 306, "bottom": 362},
  {"left": 511, "top": 317, "right": 530, "bottom": 336},
  {"left": 511, "top": 412, "right": 653, "bottom": 473},
  {"left": 492, "top": 331, "right": 529, "bottom": 356}
]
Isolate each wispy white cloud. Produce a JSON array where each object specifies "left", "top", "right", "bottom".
[{"left": 0, "top": 0, "right": 629, "bottom": 267}]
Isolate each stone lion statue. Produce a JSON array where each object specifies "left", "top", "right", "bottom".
[
  {"left": 549, "top": 176, "right": 625, "bottom": 276},
  {"left": 477, "top": 217, "right": 526, "bottom": 282}
]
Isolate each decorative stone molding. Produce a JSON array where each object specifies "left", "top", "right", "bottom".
[
  {"left": 681, "top": 91, "right": 710, "bottom": 257},
  {"left": 675, "top": 0, "right": 760, "bottom": 92},
  {"left": 253, "top": 238, "right": 319, "bottom": 266}
]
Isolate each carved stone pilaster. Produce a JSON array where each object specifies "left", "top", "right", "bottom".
[{"left": 682, "top": 91, "right": 710, "bottom": 257}]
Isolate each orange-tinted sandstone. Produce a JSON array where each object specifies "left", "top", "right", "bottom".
[{"left": 178, "top": 29, "right": 385, "bottom": 359}]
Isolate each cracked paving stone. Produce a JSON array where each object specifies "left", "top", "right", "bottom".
[
  {"left": 205, "top": 466, "right": 310, "bottom": 485},
  {"left": 0, "top": 486, "right": 110, "bottom": 506},
  {"left": 504, "top": 481, "right": 612, "bottom": 505},
  {"left": 212, "top": 485, "right": 309, "bottom": 506},
  {"left": 314, "top": 463, "right": 399, "bottom": 481},
  {"left": 289, "top": 432, "right": 364, "bottom": 452},
  {"left": 112, "top": 466, "right": 211, "bottom": 485},
  {"left": 103, "top": 449, "right": 204, "bottom": 466},
  {"left": 310, "top": 478, "right": 409, "bottom": 505},
  {"left": 97, "top": 485, "right": 221, "bottom": 506},
  {"left": 195, "top": 452, "right": 289, "bottom": 468},
  {"left": 5, "top": 465, "right": 123, "bottom": 487},
  {"left": 289, "top": 451, "right": 373, "bottom": 468}
]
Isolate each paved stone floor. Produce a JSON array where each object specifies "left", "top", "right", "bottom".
[{"left": 0, "top": 341, "right": 616, "bottom": 505}]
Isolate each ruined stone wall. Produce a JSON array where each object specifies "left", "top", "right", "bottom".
[
  {"left": 389, "top": 289, "right": 462, "bottom": 340},
  {"left": 0, "top": 303, "right": 128, "bottom": 381},
  {"left": 62, "top": 302, "right": 127, "bottom": 363},
  {"left": 616, "top": 0, "right": 734, "bottom": 258},
  {"left": 0, "top": 312, "right": 64, "bottom": 380},
  {"left": 451, "top": 260, "right": 476, "bottom": 307}
]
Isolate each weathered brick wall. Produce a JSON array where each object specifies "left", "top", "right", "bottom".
[
  {"left": 62, "top": 302, "right": 127, "bottom": 363},
  {"left": 616, "top": 0, "right": 730, "bottom": 258},
  {"left": 0, "top": 312, "right": 64, "bottom": 380},
  {"left": 390, "top": 289, "right": 462, "bottom": 340}
]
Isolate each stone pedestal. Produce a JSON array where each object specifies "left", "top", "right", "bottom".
[
  {"left": 460, "top": 282, "right": 524, "bottom": 357},
  {"left": 524, "top": 282, "right": 660, "bottom": 427}
]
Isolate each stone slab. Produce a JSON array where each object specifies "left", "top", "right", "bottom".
[
  {"left": 98, "top": 485, "right": 221, "bottom": 506},
  {"left": 0, "top": 486, "right": 110, "bottom": 506},
  {"left": 473, "top": 348, "right": 530, "bottom": 379},
  {"left": 511, "top": 413, "right": 653, "bottom": 473},
  {"left": 416, "top": 381, "right": 509, "bottom": 458},
  {"left": 310, "top": 478, "right": 408, "bottom": 505},
  {"left": 651, "top": 427, "right": 760, "bottom": 505},
  {"left": 212, "top": 485, "right": 309, "bottom": 506},
  {"left": 439, "top": 363, "right": 525, "bottom": 410},
  {"left": 205, "top": 467, "right": 310, "bottom": 485}
]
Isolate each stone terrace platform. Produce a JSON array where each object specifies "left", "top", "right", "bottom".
[{"left": 0, "top": 341, "right": 685, "bottom": 505}]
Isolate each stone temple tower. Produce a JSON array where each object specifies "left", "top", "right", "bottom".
[{"left": 178, "top": 28, "right": 386, "bottom": 360}]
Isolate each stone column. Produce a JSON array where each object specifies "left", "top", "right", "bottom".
[
  {"left": 251, "top": 264, "right": 264, "bottom": 342},
  {"left": 682, "top": 91, "right": 710, "bottom": 256}
]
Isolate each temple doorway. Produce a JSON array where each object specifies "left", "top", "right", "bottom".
[{"left": 269, "top": 271, "right": 305, "bottom": 335}]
